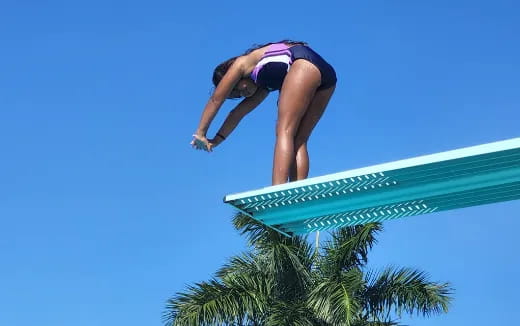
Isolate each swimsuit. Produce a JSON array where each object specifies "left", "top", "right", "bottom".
[{"left": 250, "top": 43, "right": 337, "bottom": 91}]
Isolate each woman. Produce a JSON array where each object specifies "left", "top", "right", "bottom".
[{"left": 191, "top": 40, "right": 337, "bottom": 185}]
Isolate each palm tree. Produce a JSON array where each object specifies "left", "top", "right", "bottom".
[{"left": 164, "top": 213, "right": 452, "bottom": 325}]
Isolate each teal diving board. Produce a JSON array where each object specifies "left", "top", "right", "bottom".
[{"left": 224, "top": 138, "right": 520, "bottom": 236}]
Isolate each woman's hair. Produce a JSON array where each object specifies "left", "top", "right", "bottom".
[
  {"left": 242, "top": 39, "right": 307, "bottom": 55},
  {"left": 212, "top": 40, "right": 307, "bottom": 98}
]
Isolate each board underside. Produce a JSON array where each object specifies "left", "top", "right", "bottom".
[{"left": 224, "top": 138, "right": 520, "bottom": 236}]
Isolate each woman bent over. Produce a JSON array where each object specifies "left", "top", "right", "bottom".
[{"left": 192, "top": 40, "right": 337, "bottom": 185}]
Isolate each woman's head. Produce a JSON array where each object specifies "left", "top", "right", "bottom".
[{"left": 212, "top": 57, "right": 237, "bottom": 89}]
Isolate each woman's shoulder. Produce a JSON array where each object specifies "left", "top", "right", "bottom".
[
  {"left": 238, "top": 48, "right": 267, "bottom": 65},
  {"left": 236, "top": 41, "right": 304, "bottom": 70}
]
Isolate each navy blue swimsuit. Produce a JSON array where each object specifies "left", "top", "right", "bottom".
[{"left": 250, "top": 43, "right": 337, "bottom": 91}]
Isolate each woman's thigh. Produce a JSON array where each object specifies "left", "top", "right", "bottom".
[
  {"left": 294, "top": 85, "right": 336, "bottom": 144},
  {"left": 276, "top": 60, "right": 322, "bottom": 135}
]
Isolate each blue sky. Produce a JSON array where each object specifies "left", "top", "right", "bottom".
[{"left": 1, "top": 0, "right": 519, "bottom": 325}]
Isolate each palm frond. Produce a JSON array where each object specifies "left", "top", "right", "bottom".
[
  {"left": 350, "top": 320, "right": 400, "bottom": 326},
  {"left": 268, "top": 241, "right": 313, "bottom": 301},
  {"left": 218, "top": 253, "right": 272, "bottom": 315},
  {"left": 266, "top": 301, "right": 317, "bottom": 326},
  {"left": 308, "top": 268, "right": 364, "bottom": 325},
  {"left": 320, "top": 223, "right": 383, "bottom": 277},
  {"left": 164, "top": 279, "right": 244, "bottom": 326},
  {"left": 364, "top": 266, "right": 453, "bottom": 319},
  {"left": 164, "top": 253, "right": 273, "bottom": 326},
  {"left": 216, "top": 251, "right": 264, "bottom": 279},
  {"left": 232, "top": 212, "right": 286, "bottom": 248}
]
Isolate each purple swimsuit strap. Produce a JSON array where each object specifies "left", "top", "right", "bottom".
[{"left": 251, "top": 43, "right": 292, "bottom": 82}]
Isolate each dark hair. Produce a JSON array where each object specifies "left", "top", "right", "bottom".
[{"left": 212, "top": 40, "right": 307, "bottom": 98}]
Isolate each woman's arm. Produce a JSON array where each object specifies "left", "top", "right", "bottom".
[
  {"left": 209, "top": 88, "right": 269, "bottom": 147},
  {"left": 194, "top": 57, "right": 248, "bottom": 137}
]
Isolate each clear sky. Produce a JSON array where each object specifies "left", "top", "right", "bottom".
[{"left": 1, "top": 1, "right": 519, "bottom": 325}]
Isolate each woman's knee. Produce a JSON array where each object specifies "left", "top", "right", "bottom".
[
  {"left": 275, "top": 118, "right": 299, "bottom": 138},
  {"left": 294, "top": 134, "right": 309, "bottom": 148}
]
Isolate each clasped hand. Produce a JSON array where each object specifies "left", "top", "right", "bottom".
[{"left": 191, "top": 134, "right": 218, "bottom": 152}]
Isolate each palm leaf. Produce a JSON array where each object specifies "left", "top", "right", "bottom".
[
  {"left": 320, "top": 223, "right": 382, "bottom": 278},
  {"left": 164, "top": 278, "right": 243, "bottom": 326},
  {"left": 364, "top": 266, "right": 453, "bottom": 319},
  {"left": 308, "top": 268, "right": 364, "bottom": 325},
  {"left": 266, "top": 301, "right": 317, "bottom": 326},
  {"left": 232, "top": 212, "right": 285, "bottom": 248},
  {"left": 164, "top": 252, "right": 273, "bottom": 326}
]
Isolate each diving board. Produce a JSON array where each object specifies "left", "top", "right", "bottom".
[{"left": 224, "top": 138, "right": 520, "bottom": 236}]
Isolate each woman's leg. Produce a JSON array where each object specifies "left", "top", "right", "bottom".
[
  {"left": 273, "top": 60, "right": 321, "bottom": 185},
  {"left": 289, "top": 85, "right": 336, "bottom": 181}
]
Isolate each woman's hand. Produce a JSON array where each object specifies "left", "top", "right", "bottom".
[
  {"left": 207, "top": 137, "right": 223, "bottom": 150},
  {"left": 191, "top": 134, "right": 212, "bottom": 152}
]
